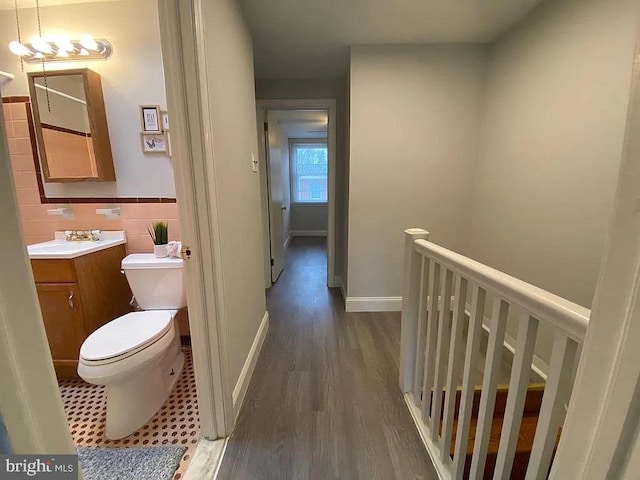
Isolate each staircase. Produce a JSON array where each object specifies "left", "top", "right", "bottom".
[
  {"left": 400, "top": 228, "right": 588, "bottom": 479},
  {"left": 443, "top": 385, "right": 550, "bottom": 479}
]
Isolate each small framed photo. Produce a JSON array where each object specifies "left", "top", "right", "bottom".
[
  {"left": 161, "top": 110, "right": 169, "bottom": 131},
  {"left": 140, "top": 105, "right": 161, "bottom": 133},
  {"left": 141, "top": 133, "right": 168, "bottom": 153}
]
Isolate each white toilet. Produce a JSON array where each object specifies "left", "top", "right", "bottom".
[{"left": 78, "top": 254, "right": 187, "bottom": 440}]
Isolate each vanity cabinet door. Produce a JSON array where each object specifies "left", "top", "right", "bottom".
[{"left": 35, "top": 283, "right": 85, "bottom": 378}]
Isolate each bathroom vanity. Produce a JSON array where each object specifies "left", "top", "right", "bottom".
[{"left": 29, "top": 233, "right": 132, "bottom": 378}]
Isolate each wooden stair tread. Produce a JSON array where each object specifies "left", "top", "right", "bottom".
[
  {"left": 450, "top": 414, "right": 540, "bottom": 457},
  {"left": 429, "top": 385, "right": 557, "bottom": 479}
]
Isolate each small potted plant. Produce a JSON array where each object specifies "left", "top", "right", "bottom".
[{"left": 148, "top": 221, "right": 169, "bottom": 258}]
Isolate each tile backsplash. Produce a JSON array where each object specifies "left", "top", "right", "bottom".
[{"left": 3, "top": 100, "right": 181, "bottom": 253}]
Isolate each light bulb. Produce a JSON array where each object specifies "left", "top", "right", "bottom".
[
  {"left": 9, "top": 40, "right": 31, "bottom": 56},
  {"left": 79, "top": 48, "right": 89, "bottom": 56},
  {"left": 33, "top": 52, "right": 44, "bottom": 59},
  {"left": 80, "top": 34, "right": 98, "bottom": 51},
  {"left": 31, "top": 36, "right": 52, "bottom": 54},
  {"left": 55, "top": 36, "right": 74, "bottom": 53},
  {"left": 56, "top": 50, "right": 69, "bottom": 57}
]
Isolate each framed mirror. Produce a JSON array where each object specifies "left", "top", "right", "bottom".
[{"left": 28, "top": 68, "right": 115, "bottom": 182}]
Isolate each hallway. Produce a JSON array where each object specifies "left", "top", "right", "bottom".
[{"left": 218, "top": 237, "right": 437, "bottom": 479}]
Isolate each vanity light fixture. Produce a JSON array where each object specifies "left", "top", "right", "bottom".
[{"left": 8, "top": 35, "right": 113, "bottom": 63}]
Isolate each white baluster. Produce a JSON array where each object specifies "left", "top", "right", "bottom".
[
  {"left": 452, "top": 285, "right": 487, "bottom": 479},
  {"left": 525, "top": 334, "right": 578, "bottom": 480},
  {"left": 421, "top": 261, "right": 441, "bottom": 420},
  {"left": 431, "top": 269, "right": 454, "bottom": 441},
  {"left": 469, "top": 298, "right": 509, "bottom": 478},
  {"left": 400, "top": 228, "right": 430, "bottom": 395},
  {"left": 493, "top": 313, "right": 540, "bottom": 479},
  {"left": 414, "top": 256, "right": 431, "bottom": 401},
  {"left": 440, "top": 275, "right": 469, "bottom": 462}
]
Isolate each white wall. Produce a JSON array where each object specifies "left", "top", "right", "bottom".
[
  {"left": 347, "top": 44, "right": 487, "bottom": 298},
  {"left": 468, "top": 0, "right": 639, "bottom": 309},
  {"left": 200, "top": 0, "right": 267, "bottom": 388},
  {"left": 0, "top": 0, "right": 175, "bottom": 198},
  {"left": 255, "top": 78, "right": 344, "bottom": 101},
  {"left": 290, "top": 205, "right": 328, "bottom": 233}
]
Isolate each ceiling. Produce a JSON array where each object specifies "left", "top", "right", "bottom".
[
  {"left": 271, "top": 110, "right": 328, "bottom": 139},
  {"left": 239, "top": 0, "right": 544, "bottom": 79},
  {"left": 1, "top": 0, "right": 545, "bottom": 79}
]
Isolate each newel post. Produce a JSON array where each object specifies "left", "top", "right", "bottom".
[{"left": 399, "top": 228, "right": 430, "bottom": 393}]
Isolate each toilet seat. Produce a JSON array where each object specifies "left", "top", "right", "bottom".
[{"left": 80, "top": 311, "right": 173, "bottom": 365}]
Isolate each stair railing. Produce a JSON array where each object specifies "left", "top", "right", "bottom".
[{"left": 400, "top": 228, "right": 589, "bottom": 480}]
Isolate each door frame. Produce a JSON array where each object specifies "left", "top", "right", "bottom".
[
  {"left": 157, "top": 0, "right": 233, "bottom": 437},
  {"left": 256, "top": 99, "right": 338, "bottom": 288},
  {"left": 0, "top": 0, "right": 234, "bottom": 455},
  {"left": 0, "top": 94, "right": 76, "bottom": 456}
]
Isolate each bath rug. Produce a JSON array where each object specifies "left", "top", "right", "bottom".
[{"left": 78, "top": 446, "right": 186, "bottom": 480}]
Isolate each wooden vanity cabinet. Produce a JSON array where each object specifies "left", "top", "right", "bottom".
[{"left": 31, "top": 245, "right": 132, "bottom": 379}]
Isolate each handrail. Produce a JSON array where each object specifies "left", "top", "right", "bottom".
[{"left": 413, "top": 239, "right": 590, "bottom": 342}]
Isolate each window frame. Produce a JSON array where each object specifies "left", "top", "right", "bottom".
[{"left": 288, "top": 138, "right": 329, "bottom": 205}]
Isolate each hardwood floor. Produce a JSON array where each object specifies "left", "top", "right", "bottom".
[{"left": 218, "top": 236, "right": 438, "bottom": 479}]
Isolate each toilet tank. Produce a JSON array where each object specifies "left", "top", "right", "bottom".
[{"left": 121, "top": 254, "right": 187, "bottom": 310}]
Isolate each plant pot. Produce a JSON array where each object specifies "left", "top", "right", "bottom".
[{"left": 154, "top": 244, "right": 168, "bottom": 258}]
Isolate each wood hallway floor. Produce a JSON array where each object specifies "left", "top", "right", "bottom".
[{"left": 217, "top": 236, "right": 437, "bottom": 479}]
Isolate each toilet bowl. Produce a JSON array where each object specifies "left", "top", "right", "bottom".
[{"left": 77, "top": 254, "right": 187, "bottom": 440}]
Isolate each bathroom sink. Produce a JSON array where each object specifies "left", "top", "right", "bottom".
[{"left": 27, "top": 231, "right": 127, "bottom": 259}]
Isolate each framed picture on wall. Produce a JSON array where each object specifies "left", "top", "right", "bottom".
[
  {"left": 141, "top": 133, "right": 168, "bottom": 153},
  {"left": 140, "top": 105, "right": 162, "bottom": 133}
]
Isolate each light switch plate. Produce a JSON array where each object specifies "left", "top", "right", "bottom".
[{"left": 251, "top": 153, "right": 258, "bottom": 173}]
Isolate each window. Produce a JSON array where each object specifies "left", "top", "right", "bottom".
[{"left": 290, "top": 142, "right": 328, "bottom": 203}]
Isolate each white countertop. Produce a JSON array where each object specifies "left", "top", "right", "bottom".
[{"left": 27, "top": 231, "right": 127, "bottom": 259}]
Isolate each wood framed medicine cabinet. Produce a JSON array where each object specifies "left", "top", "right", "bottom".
[{"left": 28, "top": 68, "right": 116, "bottom": 182}]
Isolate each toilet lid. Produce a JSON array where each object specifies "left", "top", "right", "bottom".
[{"left": 80, "top": 311, "right": 173, "bottom": 361}]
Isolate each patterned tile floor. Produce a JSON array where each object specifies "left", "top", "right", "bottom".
[{"left": 58, "top": 347, "right": 200, "bottom": 480}]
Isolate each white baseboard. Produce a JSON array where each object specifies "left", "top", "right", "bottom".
[
  {"left": 232, "top": 311, "right": 269, "bottom": 419},
  {"left": 283, "top": 233, "right": 292, "bottom": 250},
  {"left": 290, "top": 230, "right": 327, "bottom": 237},
  {"left": 345, "top": 296, "right": 402, "bottom": 312}
]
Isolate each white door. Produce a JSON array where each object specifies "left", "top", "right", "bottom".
[{"left": 264, "top": 118, "right": 285, "bottom": 282}]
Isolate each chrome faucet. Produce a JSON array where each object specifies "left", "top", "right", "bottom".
[{"left": 65, "top": 230, "right": 100, "bottom": 242}]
